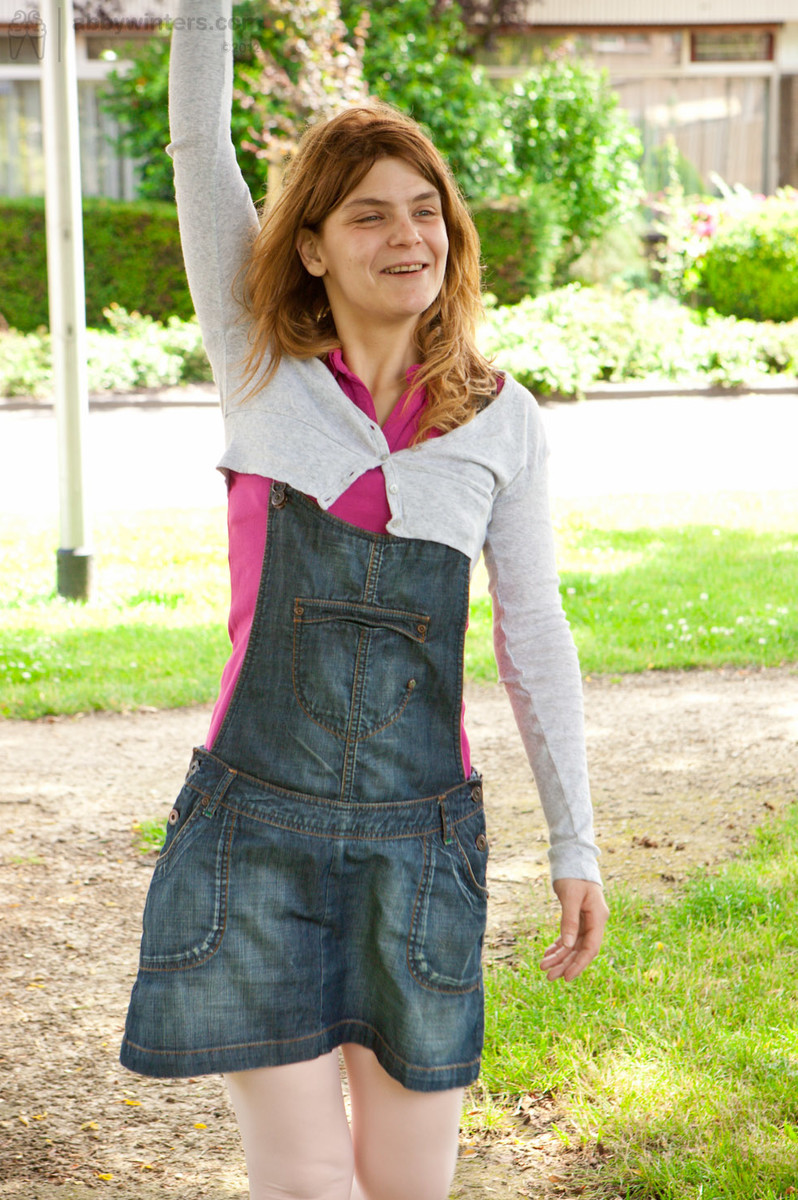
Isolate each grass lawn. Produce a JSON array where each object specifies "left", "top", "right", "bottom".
[
  {"left": 481, "top": 806, "right": 798, "bottom": 1198},
  {"left": 1, "top": 491, "right": 796, "bottom": 718}
]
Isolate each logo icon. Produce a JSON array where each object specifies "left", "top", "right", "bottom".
[{"left": 9, "top": 9, "right": 46, "bottom": 61}]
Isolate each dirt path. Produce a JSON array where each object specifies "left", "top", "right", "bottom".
[{"left": 1, "top": 667, "right": 797, "bottom": 1199}]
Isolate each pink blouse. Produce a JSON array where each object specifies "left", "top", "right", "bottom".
[{"left": 206, "top": 350, "right": 475, "bottom": 777}]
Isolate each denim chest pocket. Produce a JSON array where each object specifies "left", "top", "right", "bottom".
[
  {"left": 138, "top": 787, "right": 236, "bottom": 972},
  {"left": 407, "top": 809, "right": 489, "bottom": 994},
  {"left": 291, "top": 596, "right": 430, "bottom": 739}
]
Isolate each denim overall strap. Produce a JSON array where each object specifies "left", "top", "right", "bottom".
[{"left": 211, "top": 482, "right": 471, "bottom": 803}]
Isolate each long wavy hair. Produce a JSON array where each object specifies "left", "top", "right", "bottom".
[{"left": 236, "top": 102, "right": 498, "bottom": 442}]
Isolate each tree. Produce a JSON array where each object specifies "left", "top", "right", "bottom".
[
  {"left": 99, "top": 1, "right": 364, "bottom": 202},
  {"left": 502, "top": 59, "right": 643, "bottom": 272},
  {"left": 100, "top": 31, "right": 174, "bottom": 202},
  {"left": 340, "top": 0, "right": 511, "bottom": 200}
]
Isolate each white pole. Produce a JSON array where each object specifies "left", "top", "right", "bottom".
[{"left": 40, "top": 0, "right": 92, "bottom": 600}]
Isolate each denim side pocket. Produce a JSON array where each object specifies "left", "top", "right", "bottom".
[
  {"left": 407, "top": 813, "right": 488, "bottom": 994},
  {"left": 138, "top": 797, "right": 236, "bottom": 973}
]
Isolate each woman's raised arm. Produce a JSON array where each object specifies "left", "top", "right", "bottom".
[{"left": 168, "top": 0, "right": 260, "bottom": 402}]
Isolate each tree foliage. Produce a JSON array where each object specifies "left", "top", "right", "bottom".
[
  {"left": 99, "top": 3, "right": 642, "bottom": 270},
  {"left": 340, "top": 0, "right": 510, "bottom": 198},
  {"left": 502, "top": 59, "right": 643, "bottom": 270},
  {"left": 99, "top": 0, "right": 362, "bottom": 201},
  {"left": 234, "top": 0, "right": 367, "bottom": 180},
  {"left": 100, "top": 32, "right": 174, "bottom": 201}
]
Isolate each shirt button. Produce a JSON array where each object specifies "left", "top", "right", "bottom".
[
  {"left": 393, "top": 518, "right": 402, "bottom": 527},
  {"left": 388, "top": 484, "right": 398, "bottom": 495},
  {"left": 380, "top": 453, "right": 390, "bottom": 464}
]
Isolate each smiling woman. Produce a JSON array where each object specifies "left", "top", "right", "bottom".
[
  {"left": 295, "top": 159, "right": 450, "bottom": 423},
  {"left": 238, "top": 100, "right": 496, "bottom": 442},
  {"left": 118, "top": 1, "right": 608, "bottom": 1197}
]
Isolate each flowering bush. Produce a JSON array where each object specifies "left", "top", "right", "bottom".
[
  {"left": 647, "top": 148, "right": 798, "bottom": 320},
  {"left": 647, "top": 168, "right": 766, "bottom": 301}
]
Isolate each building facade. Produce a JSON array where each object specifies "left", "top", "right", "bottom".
[{"left": 0, "top": 1, "right": 168, "bottom": 198}]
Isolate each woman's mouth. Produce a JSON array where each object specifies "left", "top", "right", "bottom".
[{"left": 382, "top": 263, "right": 427, "bottom": 275}]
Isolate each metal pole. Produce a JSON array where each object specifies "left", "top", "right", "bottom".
[{"left": 40, "top": 0, "right": 92, "bottom": 600}]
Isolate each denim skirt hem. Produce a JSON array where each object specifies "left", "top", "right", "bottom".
[
  {"left": 121, "top": 749, "right": 489, "bottom": 1094},
  {"left": 120, "top": 1018, "right": 482, "bottom": 1091}
]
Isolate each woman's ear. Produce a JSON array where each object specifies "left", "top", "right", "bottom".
[{"left": 296, "top": 229, "right": 327, "bottom": 277}]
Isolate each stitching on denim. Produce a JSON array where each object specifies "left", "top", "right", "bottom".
[
  {"left": 219, "top": 803, "right": 435, "bottom": 841},
  {"left": 295, "top": 596, "right": 430, "bottom": 630},
  {"left": 193, "top": 748, "right": 479, "bottom": 809},
  {"left": 452, "top": 824, "right": 490, "bottom": 899},
  {"left": 406, "top": 834, "right": 483, "bottom": 996},
  {"left": 139, "top": 812, "right": 237, "bottom": 974},
  {"left": 291, "top": 618, "right": 420, "bottom": 741},
  {"left": 154, "top": 800, "right": 205, "bottom": 866},
  {"left": 122, "top": 1016, "right": 481, "bottom": 1075},
  {"left": 217, "top": 795, "right": 482, "bottom": 840}
]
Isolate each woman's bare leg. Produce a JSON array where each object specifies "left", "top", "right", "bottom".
[
  {"left": 342, "top": 1043, "right": 463, "bottom": 1200},
  {"left": 225, "top": 1052, "right": 354, "bottom": 1200}
]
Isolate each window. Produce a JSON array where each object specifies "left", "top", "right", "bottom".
[{"left": 691, "top": 31, "right": 773, "bottom": 63}]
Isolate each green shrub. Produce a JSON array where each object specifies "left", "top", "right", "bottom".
[
  {"left": 473, "top": 189, "right": 563, "bottom": 304},
  {"left": 0, "top": 307, "right": 211, "bottom": 397},
  {"left": 0, "top": 199, "right": 193, "bottom": 332},
  {"left": 501, "top": 60, "right": 643, "bottom": 275},
  {"left": 0, "top": 328, "right": 52, "bottom": 397},
  {"left": 479, "top": 283, "right": 798, "bottom": 397},
  {"left": 699, "top": 197, "right": 798, "bottom": 321}
]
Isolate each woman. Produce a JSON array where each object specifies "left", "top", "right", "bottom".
[{"left": 121, "top": 2, "right": 608, "bottom": 1197}]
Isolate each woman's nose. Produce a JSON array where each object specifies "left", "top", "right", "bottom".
[{"left": 389, "top": 215, "right": 422, "bottom": 245}]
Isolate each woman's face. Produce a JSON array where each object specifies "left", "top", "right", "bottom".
[{"left": 296, "top": 157, "right": 449, "bottom": 340}]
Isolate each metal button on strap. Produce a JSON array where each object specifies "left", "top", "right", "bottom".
[
  {"left": 471, "top": 784, "right": 483, "bottom": 803},
  {"left": 167, "top": 808, "right": 180, "bottom": 825},
  {"left": 475, "top": 833, "right": 488, "bottom": 852}
]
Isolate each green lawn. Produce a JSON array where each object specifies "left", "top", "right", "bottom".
[
  {"left": 2, "top": 491, "right": 796, "bottom": 718},
  {"left": 481, "top": 806, "right": 798, "bottom": 1198}
]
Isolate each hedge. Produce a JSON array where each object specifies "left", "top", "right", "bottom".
[
  {"left": 0, "top": 198, "right": 193, "bottom": 332},
  {"left": 1, "top": 194, "right": 568, "bottom": 332}
]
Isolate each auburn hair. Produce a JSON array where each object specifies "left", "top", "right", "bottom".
[{"left": 236, "top": 101, "right": 498, "bottom": 442}]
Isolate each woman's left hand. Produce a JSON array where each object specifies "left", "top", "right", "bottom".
[{"left": 540, "top": 878, "right": 609, "bottom": 982}]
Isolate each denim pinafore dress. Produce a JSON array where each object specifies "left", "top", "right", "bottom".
[{"left": 121, "top": 482, "right": 489, "bottom": 1091}]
